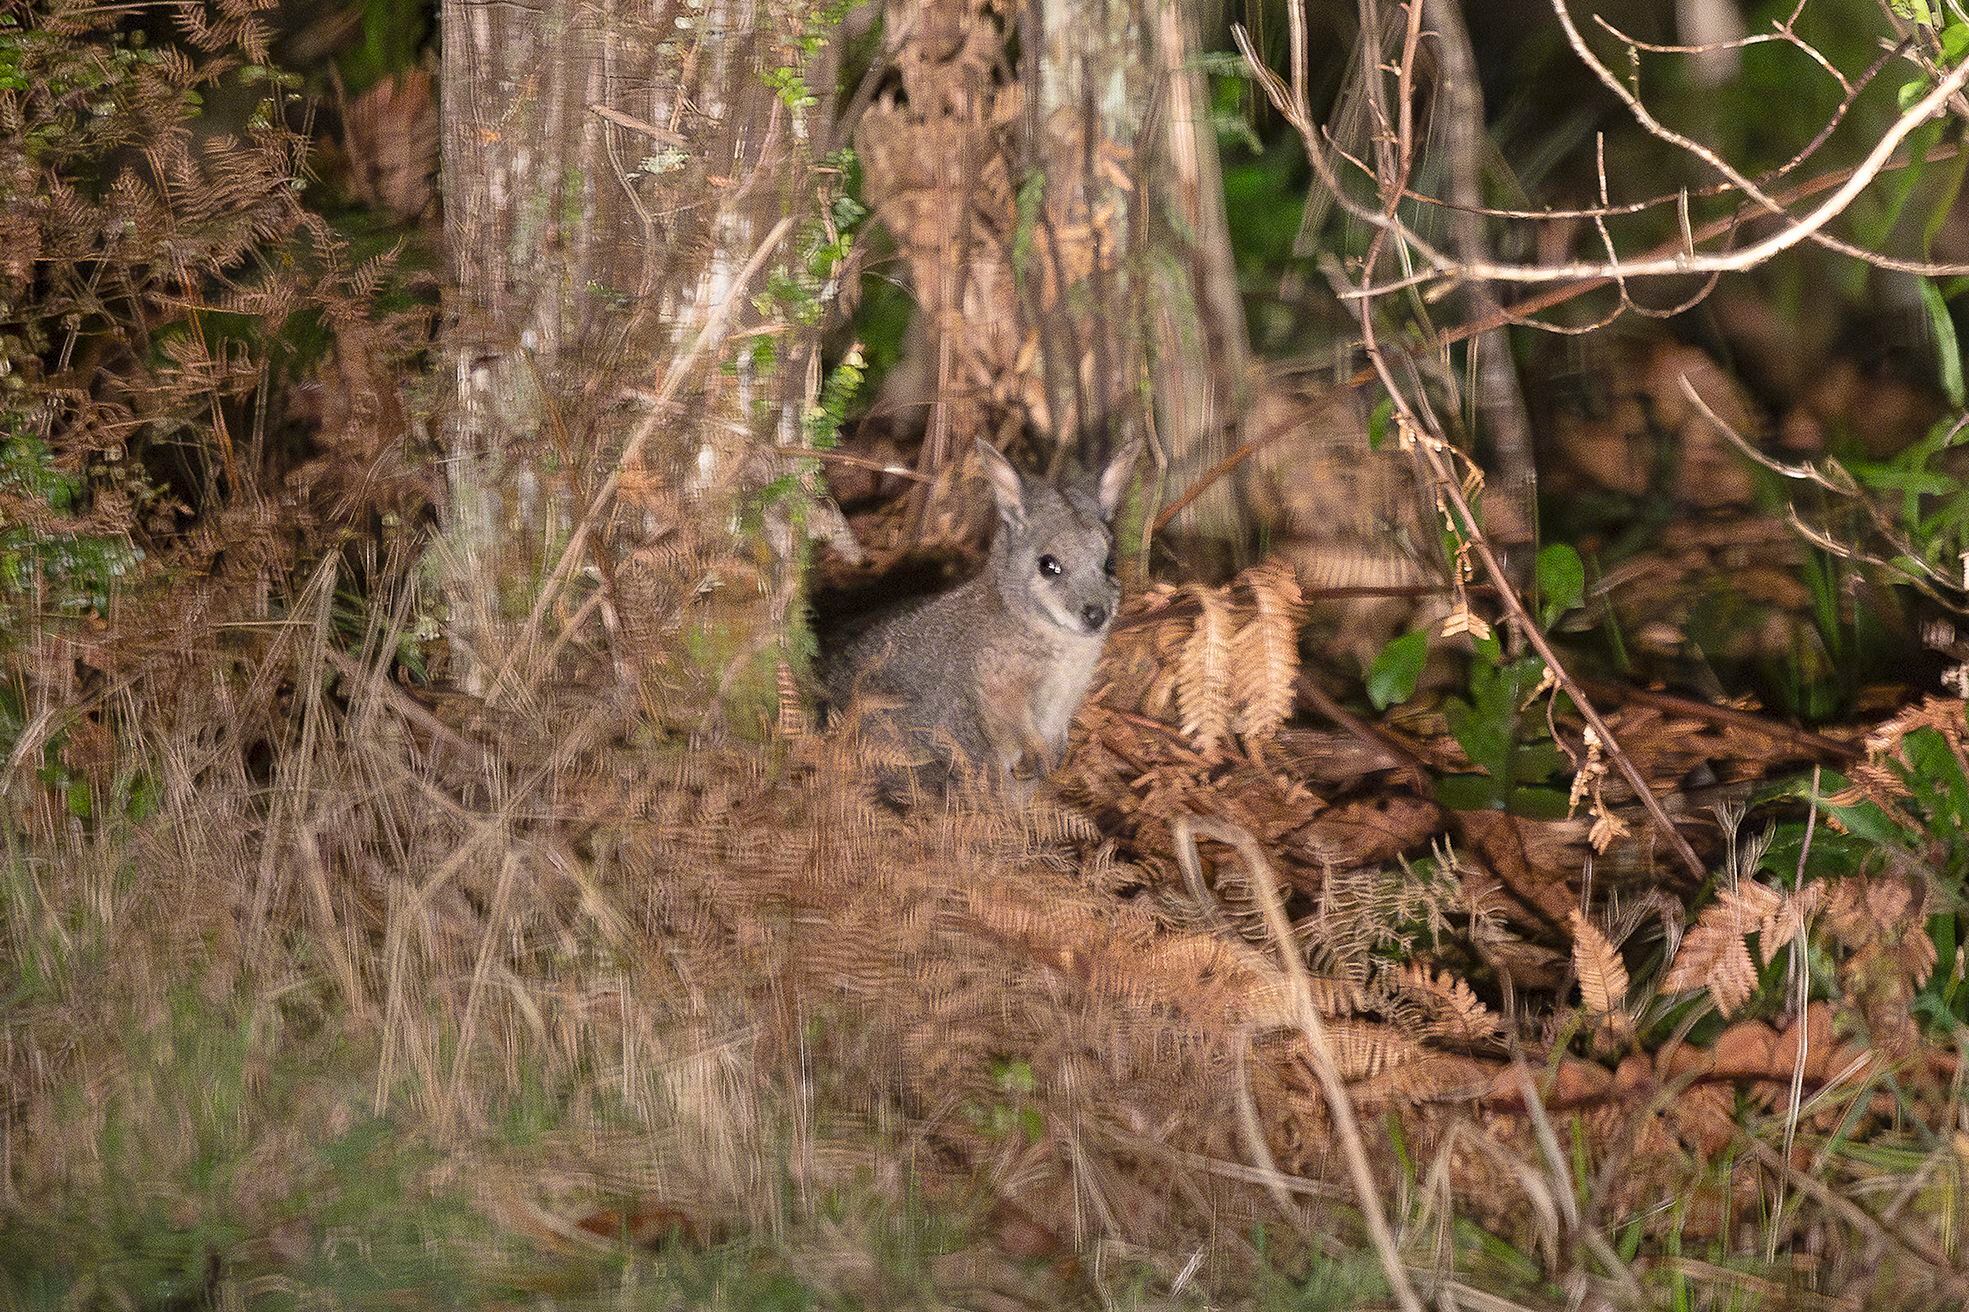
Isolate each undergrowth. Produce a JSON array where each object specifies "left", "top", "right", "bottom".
[{"left": 8, "top": 4, "right": 1969, "bottom": 1312}]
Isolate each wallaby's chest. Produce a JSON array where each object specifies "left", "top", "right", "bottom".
[{"left": 1025, "top": 634, "right": 1104, "bottom": 753}]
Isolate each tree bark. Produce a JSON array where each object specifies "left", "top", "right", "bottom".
[
  {"left": 439, "top": 0, "right": 842, "bottom": 731},
  {"left": 1144, "top": 0, "right": 1255, "bottom": 546},
  {"left": 856, "top": 0, "right": 1225, "bottom": 502}
]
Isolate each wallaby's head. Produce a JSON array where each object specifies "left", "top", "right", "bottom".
[{"left": 974, "top": 437, "right": 1139, "bottom": 638}]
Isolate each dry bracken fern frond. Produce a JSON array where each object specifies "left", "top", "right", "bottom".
[
  {"left": 1567, "top": 909, "right": 1629, "bottom": 1019},
  {"left": 1395, "top": 964, "right": 1502, "bottom": 1043},
  {"left": 1230, "top": 561, "right": 1303, "bottom": 744},
  {"left": 1176, "top": 585, "right": 1233, "bottom": 755},
  {"left": 1660, "top": 882, "right": 1782, "bottom": 1016}
]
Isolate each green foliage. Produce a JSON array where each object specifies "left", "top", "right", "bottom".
[
  {"left": 1366, "top": 396, "right": 1395, "bottom": 451},
  {"left": 762, "top": 0, "right": 862, "bottom": 110},
  {"left": 1919, "top": 279, "right": 1964, "bottom": 408},
  {"left": 806, "top": 343, "right": 866, "bottom": 449},
  {"left": 963, "top": 1057, "right": 1046, "bottom": 1143},
  {"left": 762, "top": 64, "right": 819, "bottom": 113},
  {"left": 1776, "top": 725, "right": 1969, "bottom": 1028},
  {"left": 1847, "top": 416, "right": 1969, "bottom": 592},
  {"left": 1366, "top": 629, "right": 1428, "bottom": 711},
  {"left": 0, "top": 984, "right": 505, "bottom": 1310},
  {"left": 1012, "top": 169, "right": 1047, "bottom": 276},
  {"left": 336, "top": 0, "right": 433, "bottom": 94},
  {"left": 1436, "top": 644, "right": 1571, "bottom": 819},
  {"left": 1249, "top": 1245, "right": 1389, "bottom": 1312},
  {"left": 753, "top": 178, "right": 865, "bottom": 349},
  {"left": 1534, "top": 543, "right": 1586, "bottom": 629},
  {"left": 0, "top": 427, "right": 140, "bottom": 624}
]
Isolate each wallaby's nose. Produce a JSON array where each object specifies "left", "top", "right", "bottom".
[{"left": 1081, "top": 602, "right": 1108, "bottom": 630}]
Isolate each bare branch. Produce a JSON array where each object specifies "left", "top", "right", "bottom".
[{"left": 1233, "top": 19, "right": 1969, "bottom": 301}]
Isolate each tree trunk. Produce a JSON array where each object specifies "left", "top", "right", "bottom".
[
  {"left": 856, "top": 0, "right": 1231, "bottom": 522},
  {"left": 439, "top": 0, "right": 842, "bottom": 732},
  {"left": 1144, "top": 0, "right": 1255, "bottom": 547}
]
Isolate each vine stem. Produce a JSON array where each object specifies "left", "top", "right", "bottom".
[{"left": 1376, "top": 392, "right": 1709, "bottom": 881}]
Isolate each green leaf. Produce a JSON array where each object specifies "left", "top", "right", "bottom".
[
  {"left": 994, "top": 1058, "right": 1036, "bottom": 1095},
  {"left": 1944, "top": 21, "right": 1969, "bottom": 64},
  {"left": 1366, "top": 629, "right": 1429, "bottom": 710},
  {"left": 1901, "top": 77, "right": 1933, "bottom": 112},
  {"left": 1512, "top": 740, "right": 1567, "bottom": 785},
  {"left": 1434, "top": 772, "right": 1505, "bottom": 812},
  {"left": 1535, "top": 543, "right": 1586, "bottom": 626},
  {"left": 1367, "top": 396, "right": 1396, "bottom": 451},
  {"left": 1506, "top": 784, "right": 1573, "bottom": 821},
  {"left": 1816, "top": 795, "right": 1913, "bottom": 848},
  {"left": 1919, "top": 278, "right": 1965, "bottom": 408},
  {"left": 1011, "top": 171, "right": 1046, "bottom": 274},
  {"left": 1444, "top": 696, "right": 1511, "bottom": 781}
]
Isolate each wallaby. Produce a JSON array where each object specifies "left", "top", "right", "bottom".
[{"left": 826, "top": 437, "right": 1140, "bottom": 795}]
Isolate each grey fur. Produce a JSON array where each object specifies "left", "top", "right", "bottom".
[{"left": 826, "top": 437, "right": 1139, "bottom": 795}]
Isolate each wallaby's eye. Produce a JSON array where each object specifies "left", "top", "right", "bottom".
[
  {"left": 1102, "top": 550, "right": 1116, "bottom": 576},
  {"left": 1037, "top": 554, "right": 1062, "bottom": 578}
]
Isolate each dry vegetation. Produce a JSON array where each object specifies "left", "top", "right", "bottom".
[{"left": 10, "top": 1, "right": 1969, "bottom": 1310}]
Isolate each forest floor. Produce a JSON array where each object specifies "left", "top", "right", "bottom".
[{"left": 8, "top": 347, "right": 1969, "bottom": 1310}]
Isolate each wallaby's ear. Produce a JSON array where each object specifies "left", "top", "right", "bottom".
[
  {"left": 1095, "top": 439, "right": 1142, "bottom": 519},
  {"left": 974, "top": 438, "right": 1026, "bottom": 523}
]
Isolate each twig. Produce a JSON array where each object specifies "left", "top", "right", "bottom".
[
  {"left": 1379, "top": 381, "right": 1708, "bottom": 879},
  {"left": 1173, "top": 815, "right": 1428, "bottom": 1312},
  {"left": 1232, "top": 19, "right": 1969, "bottom": 301},
  {"left": 1259, "top": 2, "right": 1709, "bottom": 882},
  {"left": 1393, "top": 139, "right": 1966, "bottom": 368},
  {"left": 1679, "top": 373, "right": 1969, "bottom": 612},
  {"left": 769, "top": 444, "right": 931, "bottom": 482},
  {"left": 1559, "top": 5, "right": 1935, "bottom": 278},
  {"left": 587, "top": 102, "right": 686, "bottom": 145},
  {"left": 1293, "top": 672, "right": 1433, "bottom": 792},
  {"left": 1577, "top": 679, "right": 1858, "bottom": 763}
]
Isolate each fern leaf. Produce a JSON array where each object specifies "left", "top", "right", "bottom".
[
  {"left": 1396, "top": 963, "right": 1501, "bottom": 1041},
  {"left": 1176, "top": 586, "right": 1232, "bottom": 754},
  {"left": 1568, "top": 909, "right": 1629, "bottom": 1017},
  {"left": 1662, "top": 879, "right": 1784, "bottom": 1010},
  {"left": 1230, "top": 561, "right": 1303, "bottom": 743}
]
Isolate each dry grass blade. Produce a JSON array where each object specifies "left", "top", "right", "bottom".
[{"left": 1173, "top": 815, "right": 1426, "bottom": 1312}]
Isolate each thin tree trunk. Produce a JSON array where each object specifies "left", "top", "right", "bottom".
[
  {"left": 439, "top": 1, "right": 841, "bottom": 730},
  {"left": 857, "top": 0, "right": 1219, "bottom": 517},
  {"left": 1146, "top": 0, "right": 1255, "bottom": 545},
  {"left": 1032, "top": 0, "right": 1150, "bottom": 452}
]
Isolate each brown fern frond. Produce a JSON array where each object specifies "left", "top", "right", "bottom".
[
  {"left": 1757, "top": 883, "right": 1823, "bottom": 966},
  {"left": 1567, "top": 910, "right": 1629, "bottom": 1019},
  {"left": 1230, "top": 560, "right": 1303, "bottom": 744},
  {"left": 1660, "top": 883, "right": 1779, "bottom": 1016},
  {"left": 1395, "top": 964, "right": 1502, "bottom": 1042},
  {"left": 1176, "top": 585, "right": 1232, "bottom": 755}
]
